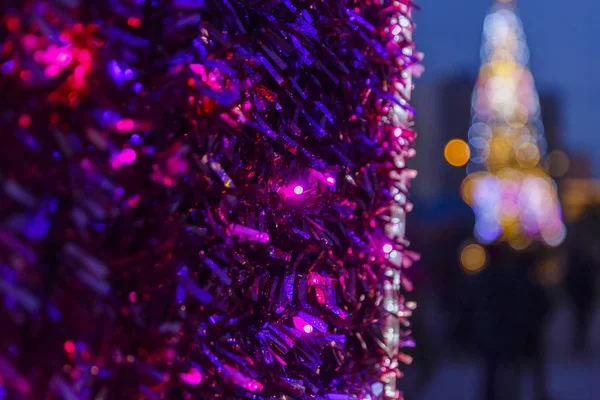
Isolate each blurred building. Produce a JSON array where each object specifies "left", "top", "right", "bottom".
[
  {"left": 539, "top": 94, "right": 561, "bottom": 152},
  {"left": 410, "top": 82, "right": 448, "bottom": 201},
  {"left": 564, "top": 151, "right": 593, "bottom": 179},
  {"left": 558, "top": 151, "right": 600, "bottom": 222},
  {"left": 411, "top": 75, "right": 474, "bottom": 203}
]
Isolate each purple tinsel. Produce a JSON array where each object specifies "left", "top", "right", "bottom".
[{"left": 0, "top": 1, "right": 421, "bottom": 398}]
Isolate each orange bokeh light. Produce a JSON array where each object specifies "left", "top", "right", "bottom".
[{"left": 444, "top": 139, "right": 470, "bottom": 167}]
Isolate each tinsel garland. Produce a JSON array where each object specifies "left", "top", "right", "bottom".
[{"left": 0, "top": 1, "right": 421, "bottom": 399}]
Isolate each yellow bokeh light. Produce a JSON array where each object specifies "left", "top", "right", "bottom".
[
  {"left": 497, "top": 166, "right": 520, "bottom": 180},
  {"left": 489, "top": 137, "right": 513, "bottom": 166},
  {"left": 444, "top": 139, "right": 470, "bottom": 167},
  {"left": 460, "top": 244, "right": 487, "bottom": 274},
  {"left": 490, "top": 60, "right": 517, "bottom": 77},
  {"left": 506, "top": 104, "right": 529, "bottom": 128},
  {"left": 516, "top": 142, "right": 540, "bottom": 168},
  {"left": 460, "top": 176, "right": 473, "bottom": 204},
  {"left": 508, "top": 234, "right": 532, "bottom": 250},
  {"left": 533, "top": 257, "right": 565, "bottom": 287}
]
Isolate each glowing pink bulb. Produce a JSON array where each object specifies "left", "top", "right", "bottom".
[
  {"left": 293, "top": 185, "right": 304, "bottom": 195},
  {"left": 56, "top": 50, "right": 72, "bottom": 67},
  {"left": 18, "top": 114, "right": 31, "bottom": 128},
  {"left": 392, "top": 25, "right": 402, "bottom": 36},
  {"left": 382, "top": 244, "right": 393, "bottom": 254},
  {"left": 326, "top": 176, "right": 336, "bottom": 186},
  {"left": 246, "top": 381, "right": 262, "bottom": 392},
  {"left": 64, "top": 341, "right": 75, "bottom": 354},
  {"left": 180, "top": 368, "right": 202, "bottom": 386},
  {"left": 116, "top": 119, "right": 135, "bottom": 133},
  {"left": 44, "top": 64, "right": 60, "bottom": 78},
  {"left": 394, "top": 128, "right": 402, "bottom": 137},
  {"left": 118, "top": 148, "right": 137, "bottom": 166},
  {"left": 73, "top": 66, "right": 86, "bottom": 88},
  {"left": 293, "top": 316, "right": 314, "bottom": 334}
]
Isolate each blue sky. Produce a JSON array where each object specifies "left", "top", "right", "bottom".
[{"left": 414, "top": 0, "right": 600, "bottom": 175}]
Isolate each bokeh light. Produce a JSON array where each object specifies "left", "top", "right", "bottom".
[
  {"left": 180, "top": 368, "right": 203, "bottom": 386},
  {"left": 64, "top": 340, "right": 76, "bottom": 354},
  {"left": 460, "top": 243, "right": 487, "bottom": 274},
  {"left": 533, "top": 257, "right": 565, "bottom": 287},
  {"left": 444, "top": 139, "right": 471, "bottom": 167},
  {"left": 515, "top": 142, "right": 540, "bottom": 168}
]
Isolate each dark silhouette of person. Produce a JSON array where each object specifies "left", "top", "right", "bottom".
[
  {"left": 471, "top": 242, "right": 551, "bottom": 400},
  {"left": 565, "top": 206, "right": 600, "bottom": 355},
  {"left": 516, "top": 244, "right": 552, "bottom": 400}
]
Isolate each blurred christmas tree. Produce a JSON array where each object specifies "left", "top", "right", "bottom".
[{"left": 462, "top": 0, "right": 564, "bottom": 249}]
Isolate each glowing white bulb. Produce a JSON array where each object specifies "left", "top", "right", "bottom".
[{"left": 293, "top": 185, "right": 304, "bottom": 195}]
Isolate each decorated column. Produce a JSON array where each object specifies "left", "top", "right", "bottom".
[{"left": 0, "top": 1, "right": 420, "bottom": 399}]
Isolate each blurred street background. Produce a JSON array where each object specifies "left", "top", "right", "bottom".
[{"left": 401, "top": 1, "right": 600, "bottom": 399}]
